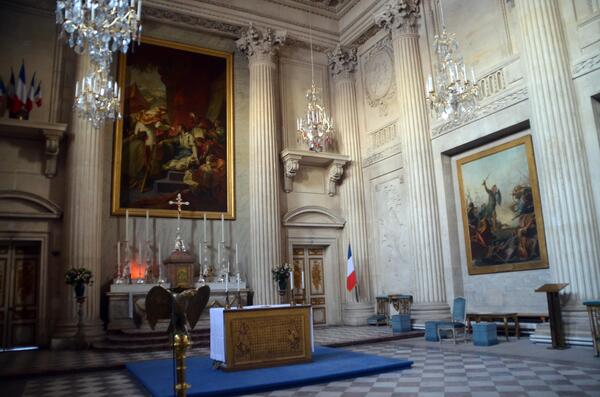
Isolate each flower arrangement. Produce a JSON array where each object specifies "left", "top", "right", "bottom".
[
  {"left": 65, "top": 267, "right": 93, "bottom": 286},
  {"left": 272, "top": 263, "right": 292, "bottom": 283}
]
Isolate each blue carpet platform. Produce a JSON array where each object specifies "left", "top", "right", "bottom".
[{"left": 127, "top": 346, "right": 413, "bottom": 397}]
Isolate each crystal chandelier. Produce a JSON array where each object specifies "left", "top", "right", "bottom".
[
  {"left": 55, "top": 0, "right": 142, "bottom": 67},
  {"left": 426, "top": 1, "right": 478, "bottom": 122},
  {"left": 56, "top": 0, "right": 142, "bottom": 127},
  {"left": 74, "top": 67, "right": 121, "bottom": 128},
  {"left": 296, "top": 7, "right": 334, "bottom": 152}
]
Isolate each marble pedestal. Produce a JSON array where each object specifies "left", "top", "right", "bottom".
[{"left": 343, "top": 301, "right": 374, "bottom": 326}]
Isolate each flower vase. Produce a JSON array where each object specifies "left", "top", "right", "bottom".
[{"left": 74, "top": 282, "right": 85, "bottom": 299}]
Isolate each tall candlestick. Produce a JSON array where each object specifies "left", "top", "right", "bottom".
[
  {"left": 203, "top": 213, "right": 207, "bottom": 242},
  {"left": 218, "top": 243, "right": 221, "bottom": 265},
  {"left": 138, "top": 241, "right": 143, "bottom": 278},
  {"left": 145, "top": 210, "right": 149, "bottom": 241},
  {"left": 236, "top": 273, "right": 240, "bottom": 291},
  {"left": 125, "top": 209, "right": 129, "bottom": 242},
  {"left": 117, "top": 241, "right": 121, "bottom": 266},
  {"left": 235, "top": 243, "right": 239, "bottom": 269},
  {"left": 158, "top": 243, "right": 161, "bottom": 265},
  {"left": 220, "top": 213, "right": 225, "bottom": 242},
  {"left": 225, "top": 275, "right": 228, "bottom": 292}
]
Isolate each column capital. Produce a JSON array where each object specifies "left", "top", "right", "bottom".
[
  {"left": 374, "top": 0, "right": 421, "bottom": 36},
  {"left": 327, "top": 45, "right": 358, "bottom": 81},
  {"left": 236, "top": 23, "right": 286, "bottom": 65}
]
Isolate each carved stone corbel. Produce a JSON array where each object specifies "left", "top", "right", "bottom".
[
  {"left": 327, "top": 160, "right": 346, "bottom": 197},
  {"left": 42, "top": 128, "right": 64, "bottom": 178},
  {"left": 283, "top": 155, "right": 301, "bottom": 193}
]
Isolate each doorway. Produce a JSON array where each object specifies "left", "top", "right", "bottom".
[
  {"left": 0, "top": 241, "right": 40, "bottom": 349},
  {"left": 292, "top": 246, "right": 327, "bottom": 326}
]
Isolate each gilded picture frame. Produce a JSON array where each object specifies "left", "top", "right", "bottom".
[
  {"left": 456, "top": 135, "right": 548, "bottom": 275},
  {"left": 111, "top": 36, "right": 234, "bottom": 219}
]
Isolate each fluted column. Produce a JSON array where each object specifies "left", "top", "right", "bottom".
[
  {"left": 52, "top": 54, "right": 105, "bottom": 345},
  {"left": 328, "top": 46, "right": 374, "bottom": 325},
  {"left": 516, "top": 0, "right": 600, "bottom": 340},
  {"left": 376, "top": 0, "right": 449, "bottom": 322},
  {"left": 236, "top": 25, "right": 286, "bottom": 305}
]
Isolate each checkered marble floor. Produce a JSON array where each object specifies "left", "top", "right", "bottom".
[{"left": 10, "top": 340, "right": 600, "bottom": 397}]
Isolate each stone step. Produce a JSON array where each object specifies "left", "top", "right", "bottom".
[
  {"left": 93, "top": 339, "right": 209, "bottom": 352},
  {"left": 118, "top": 327, "right": 209, "bottom": 338}
]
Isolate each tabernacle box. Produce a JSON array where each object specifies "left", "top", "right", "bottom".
[{"left": 210, "top": 304, "right": 314, "bottom": 371}]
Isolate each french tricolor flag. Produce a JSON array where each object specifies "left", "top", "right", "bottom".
[
  {"left": 16, "top": 61, "right": 27, "bottom": 107},
  {"left": 346, "top": 244, "right": 357, "bottom": 291}
]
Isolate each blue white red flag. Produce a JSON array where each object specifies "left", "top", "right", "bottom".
[
  {"left": 8, "top": 68, "right": 20, "bottom": 113},
  {"left": 346, "top": 244, "right": 357, "bottom": 291},
  {"left": 26, "top": 72, "right": 36, "bottom": 111},
  {"left": 16, "top": 61, "right": 27, "bottom": 106},
  {"left": 34, "top": 81, "right": 42, "bottom": 107}
]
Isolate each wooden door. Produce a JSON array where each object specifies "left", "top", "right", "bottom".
[
  {"left": 292, "top": 246, "right": 327, "bottom": 326},
  {"left": 0, "top": 241, "right": 40, "bottom": 349}
]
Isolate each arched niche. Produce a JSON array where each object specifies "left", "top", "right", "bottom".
[
  {"left": 282, "top": 206, "right": 345, "bottom": 228},
  {"left": 0, "top": 190, "right": 62, "bottom": 219}
]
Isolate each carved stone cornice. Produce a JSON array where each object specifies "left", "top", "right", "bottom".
[
  {"left": 280, "top": 149, "right": 350, "bottom": 196},
  {"left": 327, "top": 44, "right": 358, "bottom": 80},
  {"left": 572, "top": 52, "right": 600, "bottom": 79},
  {"left": 236, "top": 23, "right": 287, "bottom": 64},
  {"left": 142, "top": 6, "right": 244, "bottom": 38},
  {"left": 374, "top": 0, "right": 421, "bottom": 36}
]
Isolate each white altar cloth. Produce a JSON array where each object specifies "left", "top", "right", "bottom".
[{"left": 209, "top": 304, "right": 314, "bottom": 362}]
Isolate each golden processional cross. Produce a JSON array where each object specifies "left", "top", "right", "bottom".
[{"left": 169, "top": 193, "right": 190, "bottom": 252}]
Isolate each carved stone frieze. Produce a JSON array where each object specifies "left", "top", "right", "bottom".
[
  {"left": 361, "top": 37, "right": 396, "bottom": 116},
  {"left": 236, "top": 23, "right": 287, "bottom": 64},
  {"left": 431, "top": 86, "right": 528, "bottom": 138},
  {"left": 374, "top": 0, "right": 421, "bottom": 35},
  {"left": 572, "top": 52, "right": 600, "bottom": 78},
  {"left": 327, "top": 44, "right": 358, "bottom": 79},
  {"left": 363, "top": 143, "right": 402, "bottom": 168},
  {"left": 142, "top": 6, "right": 244, "bottom": 37}
]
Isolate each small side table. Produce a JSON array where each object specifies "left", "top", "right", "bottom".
[{"left": 583, "top": 301, "right": 600, "bottom": 357}]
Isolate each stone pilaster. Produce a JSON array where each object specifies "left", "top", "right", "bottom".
[
  {"left": 236, "top": 25, "right": 286, "bottom": 305},
  {"left": 516, "top": 0, "right": 600, "bottom": 342},
  {"left": 375, "top": 0, "right": 449, "bottom": 323},
  {"left": 52, "top": 54, "right": 105, "bottom": 346},
  {"left": 328, "top": 45, "right": 374, "bottom": 325}
]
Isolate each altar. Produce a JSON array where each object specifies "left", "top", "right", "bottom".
[
  {"left": 210, "top": 304, "right": 313, "bottom": 371},
  {"left": 107, "top": 282, "right": 252, "bottom": 331}
]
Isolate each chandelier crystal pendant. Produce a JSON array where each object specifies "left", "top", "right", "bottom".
[
  {"left": 296, "top": 7, "right": 334, "bottom": 152},
  {"left": 426, "top": 1, "right": 479, "bottom": 122},
  {"left": 56, "top": 0, "right": 142, "bottom": 128}
]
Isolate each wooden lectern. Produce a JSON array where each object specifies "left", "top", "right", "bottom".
[{"left": 535, "top": 283, "right": 568, "bottom": 349}]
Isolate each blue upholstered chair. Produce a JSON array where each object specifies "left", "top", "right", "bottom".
[{"left": 437, "top": 297, "right": 467, "bottom": 344}]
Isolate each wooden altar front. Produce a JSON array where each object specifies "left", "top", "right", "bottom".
[{"left": 210, "top": 304, "right": 313, "bottom": 371}]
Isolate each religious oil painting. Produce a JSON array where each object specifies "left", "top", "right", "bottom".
[
  {"left": 111, "top": 36, "right": 234, "bottom": 219},
  {"left": 457, "top": 135, "right": 547, "bottom": 275}
]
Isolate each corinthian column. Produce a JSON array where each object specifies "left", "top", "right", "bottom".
[
  {"left": 52, "top": 54, "right": 105, "bottom": 346},
  {"left": 236, "top": 25, "right": 286, "bottom": 305},
  {"left": 375, "top": 0, "right": 449, "bottom": 323},
  {"left": 516, "top": 0, "right": 600, "bottom": 341},
  {"left": 328, "top": 45, "right": 373, "bottom": 325}
]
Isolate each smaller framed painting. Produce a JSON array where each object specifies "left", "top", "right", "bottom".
[{"left": 456, "top": 135, "right": 548, "bottom": 275}]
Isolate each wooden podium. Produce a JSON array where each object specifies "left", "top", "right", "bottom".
[{"left": 535, "top": 283, "right": 568, "bottom": 349}]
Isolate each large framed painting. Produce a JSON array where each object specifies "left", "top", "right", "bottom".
[
  {"left": 456, "top": 135, "right": 547, "bottom": 275},
  {"left": 111, "top": 36, "right": 234, "bottom": 219}
]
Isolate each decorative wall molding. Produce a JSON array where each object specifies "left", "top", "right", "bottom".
[
  {"left": 368, "top": 121, "right": 398, "bottom": 150},
  {"left": 143, "top": 6, "right": 244, "bottom": 38},
  {"left": 431, "top": 85, "right": 528, "bottom": 138},
  {"left": 572, "top": 52, "right": 600, "bottom": 78},
  {"left": 282, "top": 205, "right": 346, "bottom": 228},
  {"left": 363, "top": 143, "right": 402, "bottom": 168},
  {"left": 0, "top": 190, "right": 62, "bottom": 219},
  {"left": 361, "top": 36, "right": 396, "bottom": 116}
]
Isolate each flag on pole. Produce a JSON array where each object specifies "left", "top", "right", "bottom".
[
  {"left": 346, "top": 244, "right": 357, "bottom": 291},
  {"left": 16, "top": 61, "right": 27, "bottom": 107},
  {"left": 26, "top": 72, "right": 36, "bottom": 111},
  {"left": 8, "top": 68, "right": 21, "bottom": 114},
  {"left": 34, "top": 81, "right": 42, "bottom": 107}
]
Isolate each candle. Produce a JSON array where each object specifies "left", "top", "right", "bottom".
[
  {"left": 225, "top": 275, "right": 228, "bottom": 292},
  {"left": 203, "top": 213, "right": 207, "bottom": 242},
  {"left": 235, "top": 243, "right": 239, "bottom": 266},
  {"left": 427, "top": 74, "right": 433, "bottom": 92},
  {"left": 290, "top": 267, "right": 294, "bottom": 290},
  {"left": 138, "top": 241, "right": 143, "bottom": 278},
  {"left": 218, "top": 243, "right": 221, "bottom": 264},
  {"left": 220, "top": 213, "right": 225, "bottom": 242},
  {"left": 236, "top": 273, "right": 240, "bottom": 291},
  {"left": 145, "top": 210, "right": 149, "bottom": 241},
  {"left": 137, "top": 0, "right": 142, "bottom": 19},
  {"left": 158, "top": 243, "right": 161, "bottom": 265},
  {"left": 75, "top": 81, "right": 79, "bottom": 97},
  {"left": 117, "top": 241, "right": 121, "bottom": 266},
  {"left": 471, "top": 67, "right": 476, "bottom": 83},
  {"left": 301, "top": 271, "right": 305, "bottom": 289},
  {"left": 125, "top": 209, "right": 129, "bottom": 242}
]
